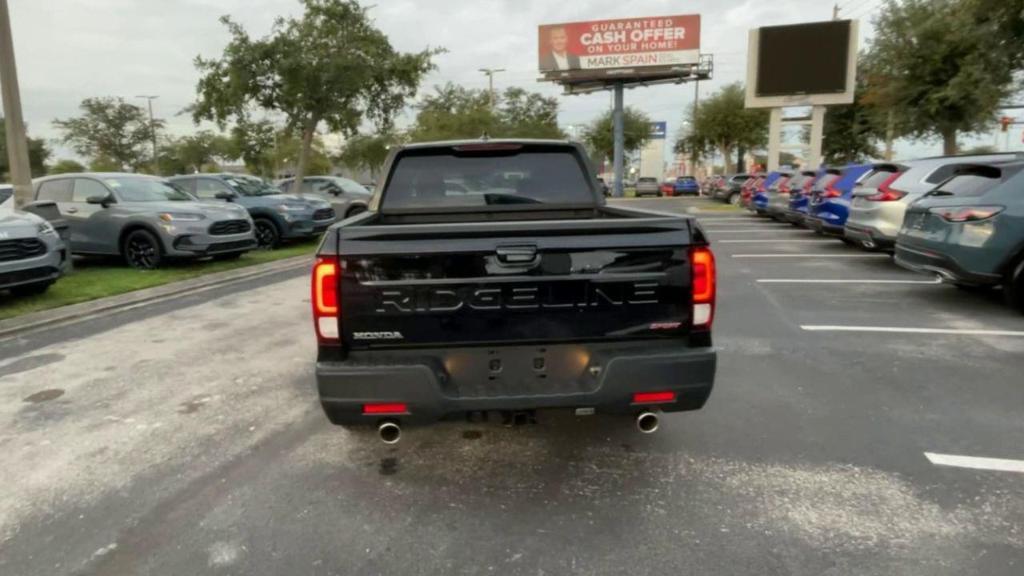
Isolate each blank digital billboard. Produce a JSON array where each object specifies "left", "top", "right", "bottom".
[{"left": 755, "top": 20, "right": 851, "bottom": 97}]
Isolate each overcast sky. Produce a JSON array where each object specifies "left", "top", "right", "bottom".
[{"left": 7, "top": 0, "right": 1014, "bottom": 164}]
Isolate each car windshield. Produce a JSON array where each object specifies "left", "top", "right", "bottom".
[
  {"left": 108, "top": 178, "right": 194, "bottom": 202},
  {"left": 224, "top": 177, "right": 277, "bottom": 196}
]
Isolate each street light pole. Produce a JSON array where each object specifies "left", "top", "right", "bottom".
[
  {"left": 478, "top": 68, "right": 506, "bottom": 108},
  {"left": 0, "top": 0, "right": 33, "bottom": 209},
  {"left": 136, "top": 95, "right": 159, "bottom": 173}
]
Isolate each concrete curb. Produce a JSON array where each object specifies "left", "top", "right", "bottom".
[{"left": 0, "top": 255, "right": 312, "bottom": 340}]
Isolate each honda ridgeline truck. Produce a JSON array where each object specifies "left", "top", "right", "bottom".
[{"left": 311, "top": 140, "right": 717, "bottom": 442}]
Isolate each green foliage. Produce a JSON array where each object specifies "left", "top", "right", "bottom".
[
  {"left": 962, "top": 144, "right": 998, "bottom": 155},
  {"left": 337, "top": 131, "right": 403, "bottom": 178},
  {"left": 582, "top": 107, "right": 653, "bottom": 163},
  {"left": 675, "top": 83, "right": 768, "bottom": 167},
  {"left": 89, "top": 156, "right": 122, "bottom": 172},
  {"left": 191, "top": 0, "right": 440, "bottom": 187},
  {"left": 863, "top": 0, "right": 1022, "bottom": 154},
  {"left": 273, "top": 128, "right": 333, "bottom": 175},
  {"left": 0, "top": 117, "right": 50, "bottom": 177},
  {"left": 53, "top": 97, "right": 161, "bottom": 171},
  {"left": 48, "top": 159, "right": 87, "bottom": 175},
  {"left": 823, "top": 81, "right": 882, "bottom": 164},
  {"left": 230, "top": 117, "right": 277, "bottom": 177},
  {"left": 408, "top": 84, "right": 565, "bottom": 142}
]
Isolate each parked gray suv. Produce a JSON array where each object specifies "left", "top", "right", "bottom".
[
  {"left": 169, "top": 173, "right": 335, "bottom": 249},
  {"left": 32, "top": 173, "right": 257, "bottom": 269},
  {"left": 275, "top": 176, "right": 371, "bottom": 219},
  {"left": 0, "top": 208, "right": 69, "bottom": 296}
]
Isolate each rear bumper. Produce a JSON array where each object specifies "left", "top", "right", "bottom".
[
  {"left": 894, "top": 244, "right": 1001, "bottom": 286},
  {"left": 316, "top": 340, "right": 716, "bottom": 426},
  {"left": 844, "top": 223, "right": 896, "bottom": 249},
  {"left": 805, "top": 216, "right": 844, "bottom": 236}
]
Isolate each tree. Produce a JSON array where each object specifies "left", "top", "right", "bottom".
[
  {"left": 498, "top": 87, "right": 564, "bottom": 139},
  {"left": 337, "top": 131, "right": 402, "bottom": 180},
  {"left": 177, "top": 131, "right": 235, "bottom": 173},
  {"left": 823, "top": 82, "right": 883, "bottom": 164},
  {"left": 863, "top": 0, "right": 1022, "bottom": 155},
  {"left": 674, "top": 83, "right": 768, "bottom": 172},
  {"left": 582, "top": 107, "right": 653, "bottom": 164},
  {"left": 407, "top": 84, "right": 564, "bottom": 142},
  {"left": 0, "top": 117, "right": 50, "bottom": 177},
  {"left": 192, "top": 0, "right": 440, "bottom": 193},
  {"left": 53, "top": 97, "right": 161, "bottom": 171},
  {"left": 230, "top": 117, "right": 277, "bottom": 177},
  {"left": 48, "top": 159, "right": 86, "bottom": 174},
  {"left": 273, "top": 128, "right": 333, "bottom": 176}
]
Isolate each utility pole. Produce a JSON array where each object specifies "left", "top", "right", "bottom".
[
  {"left": 478, "top": 68, "right": 505, "bottom": 108},
  {"left": 833, "top": 3, "right": 840, "bottom": 19},
  {"left": 0, "top": 0, "right": 33, "bottom": 209},
  {"left": 612, "top": 82, "right": 624, "bottom": 197},
  {"left": 136, "top": 95, "right": 159, "bottom": 173}
]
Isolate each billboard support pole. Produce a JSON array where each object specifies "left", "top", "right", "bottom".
[
  {"left": 612, "top": 82, "right": 625, "bottom": 198},
  {"left": 767, "top": 108, "right": 782, "bottom": 171}
]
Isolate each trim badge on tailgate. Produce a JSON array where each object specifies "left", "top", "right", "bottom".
[{"left": 353, "top": 331, "right": 405, "bottom": 341}]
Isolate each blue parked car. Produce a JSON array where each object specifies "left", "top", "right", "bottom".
[
  {"left": 805, "top": 164, "right": 874, "bottom": 237},
  {"left": 752, "top": 171, "right": 783, "bottom": 214},
  {"left": 669, "top": 176, "right": 700, "bottom": 196},
  {"left": 786, "top": 168, "right": 835, "bottom": 226}
]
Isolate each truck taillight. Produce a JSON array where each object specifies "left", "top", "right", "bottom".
[
  {"left": 312, "top": 256, "right": 340, "bottom": 343},
  {"left": 690, "top": 246, "right": 716, "bottom": 328}
]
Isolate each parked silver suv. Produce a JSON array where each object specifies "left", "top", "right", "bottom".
[
  {"left": 0, "top": 208, "right": 69, "bottom": 296},
  {"left": 32, "top": 173, "right": 257, "bottom": 269}
]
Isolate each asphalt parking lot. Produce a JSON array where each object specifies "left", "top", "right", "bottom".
[{"left": 1, "top": 197, "right": 1022, "bottom": 575}]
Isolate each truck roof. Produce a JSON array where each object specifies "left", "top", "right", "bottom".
[{"left": 397, "top": 138, "right": 574, "bottom": 151}]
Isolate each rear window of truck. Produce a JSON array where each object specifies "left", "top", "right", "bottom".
[{"left": 381, "top": 145, "right": 594, "bottom": 210}]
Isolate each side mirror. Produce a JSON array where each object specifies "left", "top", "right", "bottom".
[
  {"left": 86, "top": 194, "right": 113, "bottom": 207},
  {"left": 324, "top": 185, "right": 343, "bottom": 196},
  {"left": 214, "top": 191, "right": 237, "bottom": 201}
]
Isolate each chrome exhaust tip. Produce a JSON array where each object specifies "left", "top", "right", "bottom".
[
  {"left": 636, "top": 411, "right": 660, "bottom": 434},
  {"left": 378, "top": 420, "right": 401, "bottom": 444}
]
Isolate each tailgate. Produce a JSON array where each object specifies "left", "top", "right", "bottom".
[{"left": 336, "top": 219, "right": 697, "bottom": 349}]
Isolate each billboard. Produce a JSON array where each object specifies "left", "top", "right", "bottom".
[
  {"left": 538, "top": 15, "right": 700, "bottom": 77},
  {"left": 649, "top": 121, "right": 667, "bottom": 139},
  {"left": 745, "top": 20, "right": 858, "bottom": 108}
]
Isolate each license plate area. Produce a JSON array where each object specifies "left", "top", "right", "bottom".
[{"left": 440, "top": 344, "right": 599, "bottom": 399}]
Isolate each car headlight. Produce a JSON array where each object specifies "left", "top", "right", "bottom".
[
  {"left": 36, "top": 221, "right": 57, "bottom": 235},
  {"left": 159, "top": 212, "right": 205, "bottom": 222},
  {"left": 275, "top": 204, "right": 306, "bottom": 213}
]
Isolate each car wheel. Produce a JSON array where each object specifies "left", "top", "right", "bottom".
[
  {"left": 123, "top": 229, "right": 163, "bottom": 270},
  {"left": 728, "top": 193, "right": 740, "bottom": 206},
  {"left": 253, "top": 218, "right": 281, "bottom": 250},
  {"left": 1004, "top": 256, "right": 1024, "bottom": 313},
  {"left": 10, "top": 281, "right": 53, "bottom": 297},
  {"left": 345, "top": 204, "right": 367, "bottom": 218}
]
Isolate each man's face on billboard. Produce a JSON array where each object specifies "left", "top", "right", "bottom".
[{"left": 549, "top": 28, "right": 568, "bottom": 53}]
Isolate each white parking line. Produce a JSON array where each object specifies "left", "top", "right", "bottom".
[
  {"left": 700, "top": 220, "right": 789, "bottom": 225},
  {"left": 800, "top": 325, "right": 1024, "bottom": 336},
  {"left": 719, "top": 239, "right": 836, "bottom": 244},
  {"left": 704, "top": 226, "right": 806, "bottom": 230},
  {"left": 695, "top": 218, "right": 762, "bottom": 223},
  {"left": 924, "top": 452, "right": 1024, "bottom": 474},
  {"left": 733, "top": 253, "right": 890, "bottom": 258},
  {"left": 758, "top": 277, "right": 942, "bottom": 284}
]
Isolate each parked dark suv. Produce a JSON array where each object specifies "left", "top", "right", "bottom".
[
  {"left": 32, "top": 173, "right": 257, "bottom": 269},
  {"left": 895, "top": 161, "right": 1024, "bottom": 311},
  {"left": 169, "top": 173, "right": 335, "bottom": 249}
]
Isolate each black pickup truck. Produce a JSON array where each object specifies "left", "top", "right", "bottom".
[{"left": 312, "top": 139, "right": 716, "bottom": 442}]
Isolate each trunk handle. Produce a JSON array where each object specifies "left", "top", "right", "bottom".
[{"left": 496, "top": 244, "right": 538, "bottom": 265}]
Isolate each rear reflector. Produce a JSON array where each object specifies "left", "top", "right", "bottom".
[
  {"left": 363, "top": 403, "right": 408, "bottom": 415},
  {"left": 633, "top": 391, "right": 677, "bottom": 404}
]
